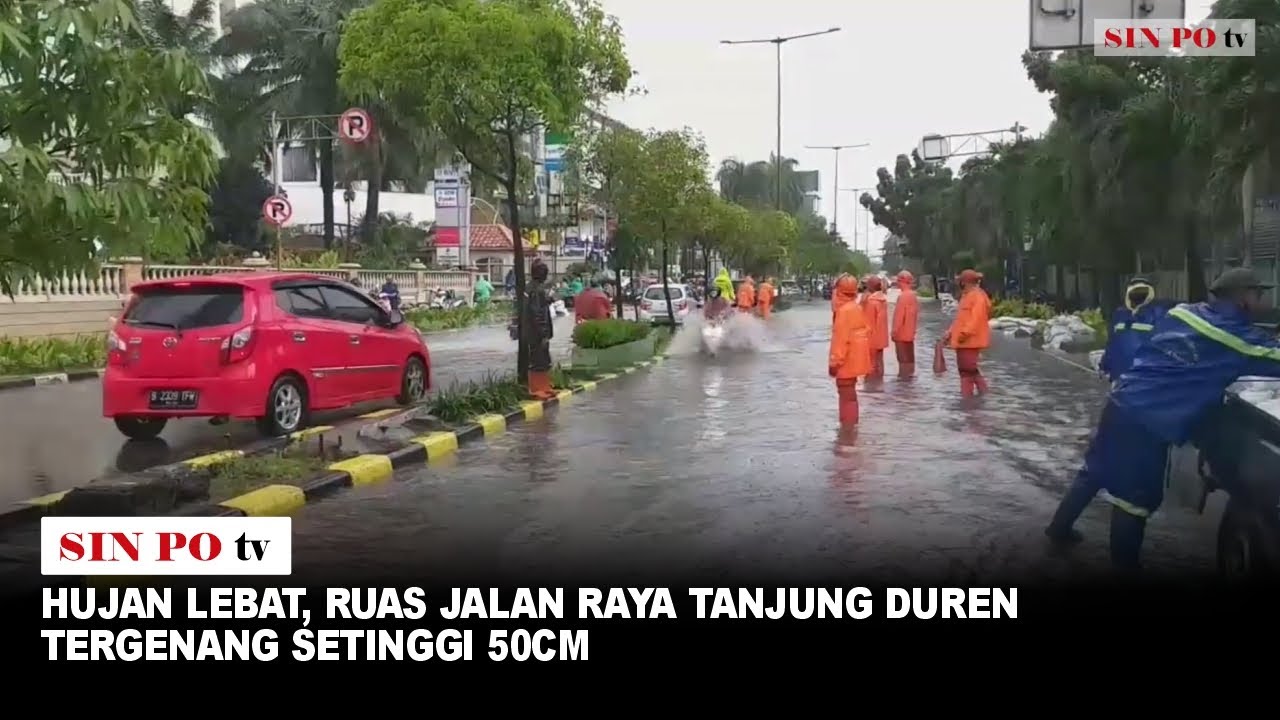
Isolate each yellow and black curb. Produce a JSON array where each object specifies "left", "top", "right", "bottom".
[
  {"left": 0, "top": 407, "right": 415, "bottom": 533},
  {"left": 175, "top": 354, "right": 669, "bottom": 519}
]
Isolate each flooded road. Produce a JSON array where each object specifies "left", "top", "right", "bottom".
[
  {"left": 0, "top": 319, "right": 573, "bottom": 506},
  {"left": 288, "top": 302, "right": 1221, "bottom": 585}
]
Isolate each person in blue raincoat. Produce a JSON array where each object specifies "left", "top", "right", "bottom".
[
  {"left": 1045, "top": 268, "right": 1280, "bottom": 570},
  {"left": 1098, "top": 277, "right": 1176, "bottom": 383}
]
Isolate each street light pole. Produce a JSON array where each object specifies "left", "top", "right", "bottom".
[
  {"left": 806, "top": 143, "right": 869, "bottom": 233},
  {"left": 839, "top": 187, "right": 876, "bottom": 255},
  {"left": 722, "top": 27, "right": 841, "bottom": 212}
]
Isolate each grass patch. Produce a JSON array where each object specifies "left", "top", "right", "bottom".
[
  {"left": 0, "top": 334, "right": 107, "bottom": 376},
  {"left": 572, "top": 318, "right": 651, "bottom": 349},
  {"left": 917, "top": 288, "right": 936, "bottom": 298},
  {"left": 428, "top": 371, "right": 528, "bottom": 424},
  {"left": 406, "top": 302, "right": 507, "bottom": 333},
  {"left": 991, "top": 298, "right": 1055, "bottom": 320},
  {"left": 207, "top": 438, "right": 347, "bottom": 502}
]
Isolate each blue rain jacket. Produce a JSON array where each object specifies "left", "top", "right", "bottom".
[
  {"left": 1099, "top": 289, "right": 1176, "bottom": 382},
  {"left": 1112, "top": 300, "right": 1280, "bottom": 445}
]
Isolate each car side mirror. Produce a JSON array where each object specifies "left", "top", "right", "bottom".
[{"left": 386, "top": 309, "right": 404, "bottom": 327}]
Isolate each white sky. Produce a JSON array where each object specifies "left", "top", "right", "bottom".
[{"left": 601, "top": 0, "right": 1215, "bottom": 256}]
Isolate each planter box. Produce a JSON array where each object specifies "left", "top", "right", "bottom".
[{"left": 570, "top": 335, "right": 655, "bottom": 371}]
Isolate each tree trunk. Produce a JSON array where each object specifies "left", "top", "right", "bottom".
[
  {"left": 631, "top": 262, "right": 640, "bottom": 321},
  {"left": 702, "top": 243, "right": 711, "bottom": 281},
  {"left": 362, "top": 132, "right": 383, "bottom": 244},
  {"left": 1185, "top": 216, "right": 1208, "bottom": 302},
  {"left": 319, "top": 142, "right": 336, "bottom": 249},
  {"left": 661, "top": 218, "right": 675, "bottom": 326},
  {"left": 614, "top": 233, "right": 624, "bottom": 319},
  {"left": 504, "top": 133, "right": 529, "bottom": 382}
]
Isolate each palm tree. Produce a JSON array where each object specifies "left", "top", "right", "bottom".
[
  {"left": 217, "top": 0, "right": 367, "bottom": 248},
  {"left": 715, "top": 154, "right": 806, "bottom": 214}
]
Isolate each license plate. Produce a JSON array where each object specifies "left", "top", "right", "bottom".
[{"left": 148, "top": 389, "right": 199, "bottom": 410}]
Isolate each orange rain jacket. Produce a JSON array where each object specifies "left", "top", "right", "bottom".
[
  {"left": 737, "top": 279, "right": 756, "bottom": 310},
  {"left": 865, "top": 290, "right": 889, "bottom": 350},
  {"left": 829, "top": 279, "right": 873, "bottom": 380},
  {"left": 948, "top": 285, "right": 992, "bottom": 350},
  {"left": 892, "top": 282, "right": 920, "bottom": 343},
  {"left": 758, "top": 281, "right": 775, "bottom": 308}
]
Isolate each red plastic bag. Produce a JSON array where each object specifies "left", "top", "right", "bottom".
[{"left": 933, "top": 341, "right": 947, "bottom": 373}]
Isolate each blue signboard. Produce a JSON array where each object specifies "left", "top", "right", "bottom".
[{"left": 544, "top": 158, "right": 565, "bottom": 173}]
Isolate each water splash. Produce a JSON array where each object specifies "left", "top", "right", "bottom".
[{"left": 665, "top": 311, "right": 782, "bottom": 357}]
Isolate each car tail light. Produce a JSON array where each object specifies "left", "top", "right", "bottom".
[
  {"left": 642, "top": 301, "right": 653, "bottom": 310},
  {"left": 106, "top": 331, "right": 128, "bottom": 366},
  {"left": 221, "top": 326, "right": 255, "bottom": 364},
  {"left": 675, "top": 300, "right": 687, "bottom": 310}
]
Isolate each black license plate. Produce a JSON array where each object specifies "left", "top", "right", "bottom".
[{"left": 148, "top": 389, "right": 199, "bottom": 410}]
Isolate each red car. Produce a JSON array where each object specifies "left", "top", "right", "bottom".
[{"left": 103, "top": 272, "right": 431, "bottom": 440}]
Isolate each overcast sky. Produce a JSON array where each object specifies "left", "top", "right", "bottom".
[{"left": 601, "top": 0, "right": 1214, "bottom": 256}]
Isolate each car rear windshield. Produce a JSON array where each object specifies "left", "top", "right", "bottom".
[
  {"left": 124, "top": 284, "right": 245, "bottom": 330},
  {"left": 643, "top": 286, "right": 684, "bottom": 300}
]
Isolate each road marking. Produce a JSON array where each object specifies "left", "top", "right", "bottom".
[
  {"left": 23, "top": 490, "right": 68, "bottom": 507},
  {"left": 520, "top": 402, "right": 544, "bottom": 421},
  {"left": 329, "top": 455, "right": 394, "bottom": 486},
  {"left": 579, "top": 381, "right": 598, "bottom": 392},
  {"left": 221, "top": 484, "right": 306, "bottom": 516},
  {"left": 556, "top": 390, "right": 573, "bottom": 403},
  {"left": 183, "top": 450, "right": 244, "bottom": 468},
  {"left": 412, "top": 432, "right": 459, "bottom": 460},
  {"left": 358, "top": 408, "right": 401, "bottom": 419},
  {"left": 474, "top": 414, "right": 507, "bottom": 435},
  {"left": 290, "top": 425, "right": 334, "bottom": 440}
]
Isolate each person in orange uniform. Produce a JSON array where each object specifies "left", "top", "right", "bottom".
[
  {"left": 737, "top": 275, "right": 756, "bottom": 313},
  {"left": 863, "top": 276, "right": 889, "bottom": 378},
  {"left": 757, "top": 277, "right": 776, "bottom": 319},
  {"left": 892, "top": 271, "right": 920, "bottom": 376},
  {"left": 828, "top": 275, "right": 873, "bottom": 426},
  {"left": 831, "top": 274, "right": 850, "bottom": 319},
  {"left": 943, "top": 269, "right": 992, "bottom": 396}
]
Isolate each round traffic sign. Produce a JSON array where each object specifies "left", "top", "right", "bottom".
[
  {"left": 262, "top": 195, "right": 293, "bottom": 226},
  {"left": 338, "top": 107, "right": 373, "bottom": 143}
]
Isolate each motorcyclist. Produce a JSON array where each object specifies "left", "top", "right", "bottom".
[
  {"left": 380, "top": 278, "right": 401, "bottom": 312},
  {"left": 713, "top": 268, "right": 736, "bottom": 304},
  {"left": 704, "top": 286, "right": 730, "bottom": 322},
  {"left": 473, "top": 275, "right": 495, "bottom": 306}
]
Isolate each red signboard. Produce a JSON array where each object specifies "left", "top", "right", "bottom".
[{"left": 434, "top": 227, "right": 460, "bottom": 247}]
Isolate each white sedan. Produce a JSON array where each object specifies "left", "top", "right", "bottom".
[{"left": 638, "top": 284, "right": 693, "bottom": 325}]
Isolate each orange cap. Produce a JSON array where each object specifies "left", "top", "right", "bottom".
[
  {"left": 867, "top": 276, "right": 884, "bottom": 291},
  {"left": 835, "top": 274, "right": 860, "bottom": 298},
  {"left": 958, "top": 269, "right": 983, "bottom": 284},
  {"left": 897, "top": 270, "right": 914, "bottom": 284}
]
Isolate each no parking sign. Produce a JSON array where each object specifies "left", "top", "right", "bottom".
[
  {"left": 262, "top": 195, "right": 293, "bottom": 226},
  {"left": 339, "top": 108, "right": 373, "bottom": 143}
]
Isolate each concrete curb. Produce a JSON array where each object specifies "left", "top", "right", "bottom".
[
  {"left": 177, "top": 353, "right": 669, "bottom": 519},
  {"left": 0, "top": 368, "right": 104, "bottom": 393},
  {"left": 0, "top": 407, "right": 417, "bottom": 533}
]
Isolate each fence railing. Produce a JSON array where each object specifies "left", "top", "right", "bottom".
[{"left": 1, "top": 258, "right": 478, "bottom": 306}]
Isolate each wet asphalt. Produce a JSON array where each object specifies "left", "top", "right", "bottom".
[
  {"left": 0, "top": 319, "right": 575, "bottom": 507},
  {"left": 284, "top": 301, "right": 1223, "bottom": 585}
]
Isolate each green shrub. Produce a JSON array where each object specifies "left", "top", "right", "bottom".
[
  {"left": 1075, "top": 307, "right": 1108, "bottom": 343},
  {"left": 429, "top": 372, "right": 528, "bottom": 424},
  {"left": 406, "top": 304, "right": 504, "bottom": 332},
  {"left": 572, "top": 318, "right": 652, "bottom": 349},
  {"left": 917, "top": 288, "right": 936, "bottom": 298},
  {"left": 0, "top": 334, "right": 107, "bottom": 376},
  {"left": 991, "top": 298, "right": 1055, "bottom": 320}
]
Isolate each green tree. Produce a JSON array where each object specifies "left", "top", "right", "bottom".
[
  {"left": 618, "top": 129, "right": 710, "bottom": 325},
  {"left": 340, "top": 0, "right": 630, "bottom": 378},
  {"left": 0, "top": 0, "right": 217, "bottom": 289}
]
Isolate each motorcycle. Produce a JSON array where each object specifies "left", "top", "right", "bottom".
[
  {"left": 700, "top": 317, "right": 726, "bottom": 356},
  {"left": 429, "top": 289, "right": 467, "bottom": 310}
]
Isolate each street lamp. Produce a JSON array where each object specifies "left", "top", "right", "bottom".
[
  {"left": 839, "top": 187, "right": 876, "bottom": 255},
  {"left": 721, "top": 27, "right": 841, "bottom": 212},
  {"left": 342, "top": 187, "right": 356, "bottom": 260},
  {"left": 805, "top": 143, "right": 869, "bottom": 233}
]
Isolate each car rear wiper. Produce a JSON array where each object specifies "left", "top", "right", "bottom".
[{"left": 124, "top": 319, "right": 183, "bottom": 335}]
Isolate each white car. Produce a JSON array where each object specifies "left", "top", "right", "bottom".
[{"left": 639, "top": 283, "right": 693, "bottom": 325}]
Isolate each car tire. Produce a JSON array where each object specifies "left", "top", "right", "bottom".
[
  {"left": 113, "top": 416, "right": 167, "bottom": 441},
  {"left": 1217, "top": 499, "right": 1280, "bottom": 579},
  {"left": 397, "top": 355, "right": 428, "bottom": 405},
  {"left": 255, "top": 374, "right": 309, "bottom": 437}
]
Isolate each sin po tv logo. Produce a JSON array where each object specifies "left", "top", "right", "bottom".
[{"left": 1093, "top": 19, "right": 1256, "bottom": 57}]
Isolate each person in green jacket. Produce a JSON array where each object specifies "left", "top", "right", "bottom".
[
  {"left": 714, "top": 268, "right": 736, "bottom": 304},
  {"left": 473, "top": 275, "right": 494, "bottom": 305}
]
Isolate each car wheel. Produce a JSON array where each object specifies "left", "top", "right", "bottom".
[
  {"left": 1217, "top": 499, "right": 1280, "bottom": 579},
  {"left": 255, "top": 374, "right": 309, "bottom": 437},
  {"left": 397, "top": 355, "right": 427, "bottom": 405},
  {"left": 113, "top": 415, "right": 167, "bottom": 441}
]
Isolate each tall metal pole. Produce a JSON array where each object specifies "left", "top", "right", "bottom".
[
  {"left": 270, "top": 111, "right": 283, "bottom": 270},
  {"left": 808, "top": 144, "right": 869, "bottom": 233},
  {"left": 721, "top": 27, "right": 842, "bottom": 214}
]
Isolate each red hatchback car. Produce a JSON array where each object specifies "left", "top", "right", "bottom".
[{"left": 103, "top": 272, "right": 431, "bottom": 440}]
